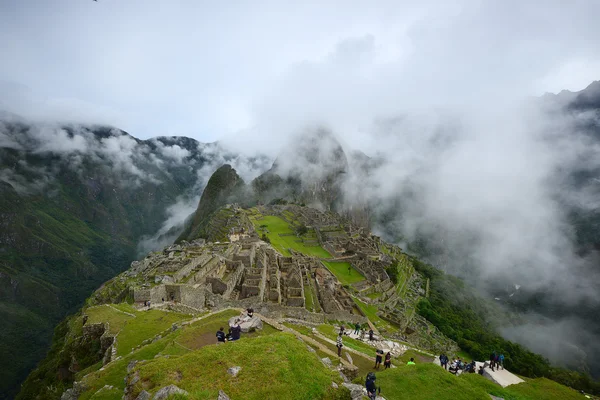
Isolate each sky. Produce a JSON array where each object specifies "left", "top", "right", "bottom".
[
  {"left": 0, "top": 0, "right": 599, "bottom": 145},
  {"left": 2, "top": 0, "right": 600, "bottom": 371}
]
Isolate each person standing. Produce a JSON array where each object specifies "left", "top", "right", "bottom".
[
  {"left": 374, "top": 349, "right": 384, "bottom": 369},
  {"left": 336, "top": 333, "right": 343, "bottom": 357},
  {"left": 384, "top": 352, "right": 392, "bottom": 369},
  {"left": 365, "top": 372, "right": 378, "bottom": 400},
  {"left": 440, "top": 354, "right": 448, "bottom": 370},
  {"left": 499, "top": 354, "right": 505, "bottom": 370},
  {"left": 354, "top": 322, "right": 361, "bottom": 335},
  {"left": 369, "top": 329, "right": 374, "bottom": 341}
]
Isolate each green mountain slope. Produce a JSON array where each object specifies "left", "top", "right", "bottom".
[
  {"left": 0, "top": 120, "right": 270, "bottom": 398},
  {"left": 19, "top": 203, "right": 598, "bottom": 399}
]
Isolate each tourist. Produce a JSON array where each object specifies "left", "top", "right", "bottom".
[
  {"left": 365, "top": 372, "right": 378, "bottom": 400},
  {"left": 369, "top": 329, "right": 374, "bottom": 341},
  {"left": 449, "top": 360, "right": 458, "bottom": 374},
  {"left": 478, "top": 366, "right": 485, "bottom": 375},
  {"left": 336, "top": 333, "right": 343, "bottom": 357},
  {"left": 354, "top": 322, "right": 361, "bottom": 335},
  {"left": 469, "top": 360, "right": 476, "bottom": 373},
  {"left": 374, "top": 349, "right": 384, "bottom": 369},
  {"left": 229, "top": 323, "right": 241, "bottom": 341},
  {"left": 499, "top": 354, "right": 505, "bottom": 370},
  {"left": 216, "top": 327, "right": 226, "bottom": 343},
  {"left": 407, "top": 357, "right": 416, "bottom": 365},
  {"left": 439, "top": 353, "right": 448, "bottom": 370},
  {"left": 339, "top": 325, "right": 345, "bottom": 335},
  {"left": 360, "top": 328, "right": 366, "bottom": 340},
  {"left": 247, "top": 307, "right": 254, "bottom": 318},
  {"left": 490, "top": 351, "right": 496, "bottom": 371},
  {"left": 384, "top": 352, "right": 392, "bottom": 369}
]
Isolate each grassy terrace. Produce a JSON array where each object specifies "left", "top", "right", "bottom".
[
  {"left": 86, "top": 304, "right": 191, "bottom": 356},
  {"left": 250, "top": 214, "right": 330, "bottom": 258},
  {"left": 75, "top": 306, "right": 585, "bottom": 400},
  {"left": 368, "top": 363, "right": 583, "bottom": 400},
  {"left": 353, "top": 297, "right": 398, "bottom": 334},
  {"left": 321, "top": 261, "right": 365, "bottom": 285},
  {"left": 135, "top": 333, "right": 340, "bottom": 400}
]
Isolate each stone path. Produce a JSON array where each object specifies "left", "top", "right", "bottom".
[{"left": 475, "top": 362, "right": 524, "bottom": 387}]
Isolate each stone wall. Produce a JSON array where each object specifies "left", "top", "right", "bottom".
[{"left": 179, "top": 285, "right": 206, "bottom": 309}]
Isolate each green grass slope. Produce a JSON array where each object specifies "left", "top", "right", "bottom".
[{"left": 368, "top": 363, "right": 583, "bottom": 400}]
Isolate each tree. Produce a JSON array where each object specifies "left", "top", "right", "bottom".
[{"left": 295, "top": 224, "right": 308, "bottom": 236}]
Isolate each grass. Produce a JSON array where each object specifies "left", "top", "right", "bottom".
[
  {"left": 86, "top": 305, "right": 134, "bottom": 334},
  {"left": 133, "top": 333, "right": 343, "bottom": 400},
  {"left": 86, "top": 304, "right": 191, "bottom": 356},
  {"left": 353, "top": 298, "right": 398, "bottom": 334},
  {"left": 321, "top": 261, "right": 365, "bottom": 285},
  {"left": 177, "top": 310, "right": 278, "bottom": 350},
  {"left": 116, "top": 309, "right": 191, "bottom": 356},
  {"left": 358, "top": 363, "right": 584, "bottom": 400},
  {"left": 251, "top": 215, "right": 331, "bottom": 258},
  {"left": 79, "top": 336, "right": 173, "bottom": 399}
]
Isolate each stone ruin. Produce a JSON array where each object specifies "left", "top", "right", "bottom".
[{"left": 129, "top": 236, "right": 364, "bottom": 323}]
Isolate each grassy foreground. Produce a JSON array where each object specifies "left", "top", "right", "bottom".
[
  {"left": 132, "top": 333, "right": 341, "bottom": 400},
  {"left": 368, "top": 363, "right": 583, "bottom": 400}
]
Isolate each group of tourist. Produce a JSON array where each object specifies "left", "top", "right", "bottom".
[
  {"left": 215, "top": 308, "right": 255, "bottom": 344},
  {"left": 438, "top": 351, "right": 506, "bottom": 376},
  {"left": 216, "top": 324, "right": 242, "bottom": 343},
  {"left": 440, "top": 354, "right": 477, "bottom": 375},
  {"left": 341, "top": 323, "right": 376, "bottom": 341},
  {"left": 489, "top": 351, "right": 505, "bottom": 371}
]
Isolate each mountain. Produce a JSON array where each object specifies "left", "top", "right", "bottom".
[
  {"left": 252, "top": 128, "right": 349, "bottom": 209},
  {"left": 177, "top": 164, "right": 247, "bottom": 242},
  {"left": 18, "top": 202, "right": 599, "bottom": 399},
  {"left": 176, "top": 128, "right": 353, "bottom": 244},
  {"left": 0, "top": 119, "right": 270, "bottom": 398}
]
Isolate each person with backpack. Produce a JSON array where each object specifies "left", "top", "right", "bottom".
[
  {"left": 336, "top": 333, "right": 343, "bottom": 357},
  {"left": 216, "top": 327, "right": 226, "bottom": 344},
  {"left": 499, "top": 354, "right": 505, "bottom": 370},
  {"left": 439, "top": 353, "right": 448, "bottom": 370},
  {"left": 365, "top": 372, "right": 379, "bottom": 400}
]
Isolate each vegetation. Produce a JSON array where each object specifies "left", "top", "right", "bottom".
[
  {"left": 412, "top": 257, "right": 600, "bottom": 395},
  {"left": 250, "top": 215, "right": 330, "bottom": 258},
  {"left": 133, "top": 333, "right": 341, "bottom": 399},
  {"left": 361, "top": 363, "right": 583, "bottom": 400},
  {"left": 321, "top": 261, "right": 365, "bottom": 285}
]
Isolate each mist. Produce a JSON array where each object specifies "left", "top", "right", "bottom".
[{"left": 3, "top": 0, "right": 600, "bottom": 375}]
